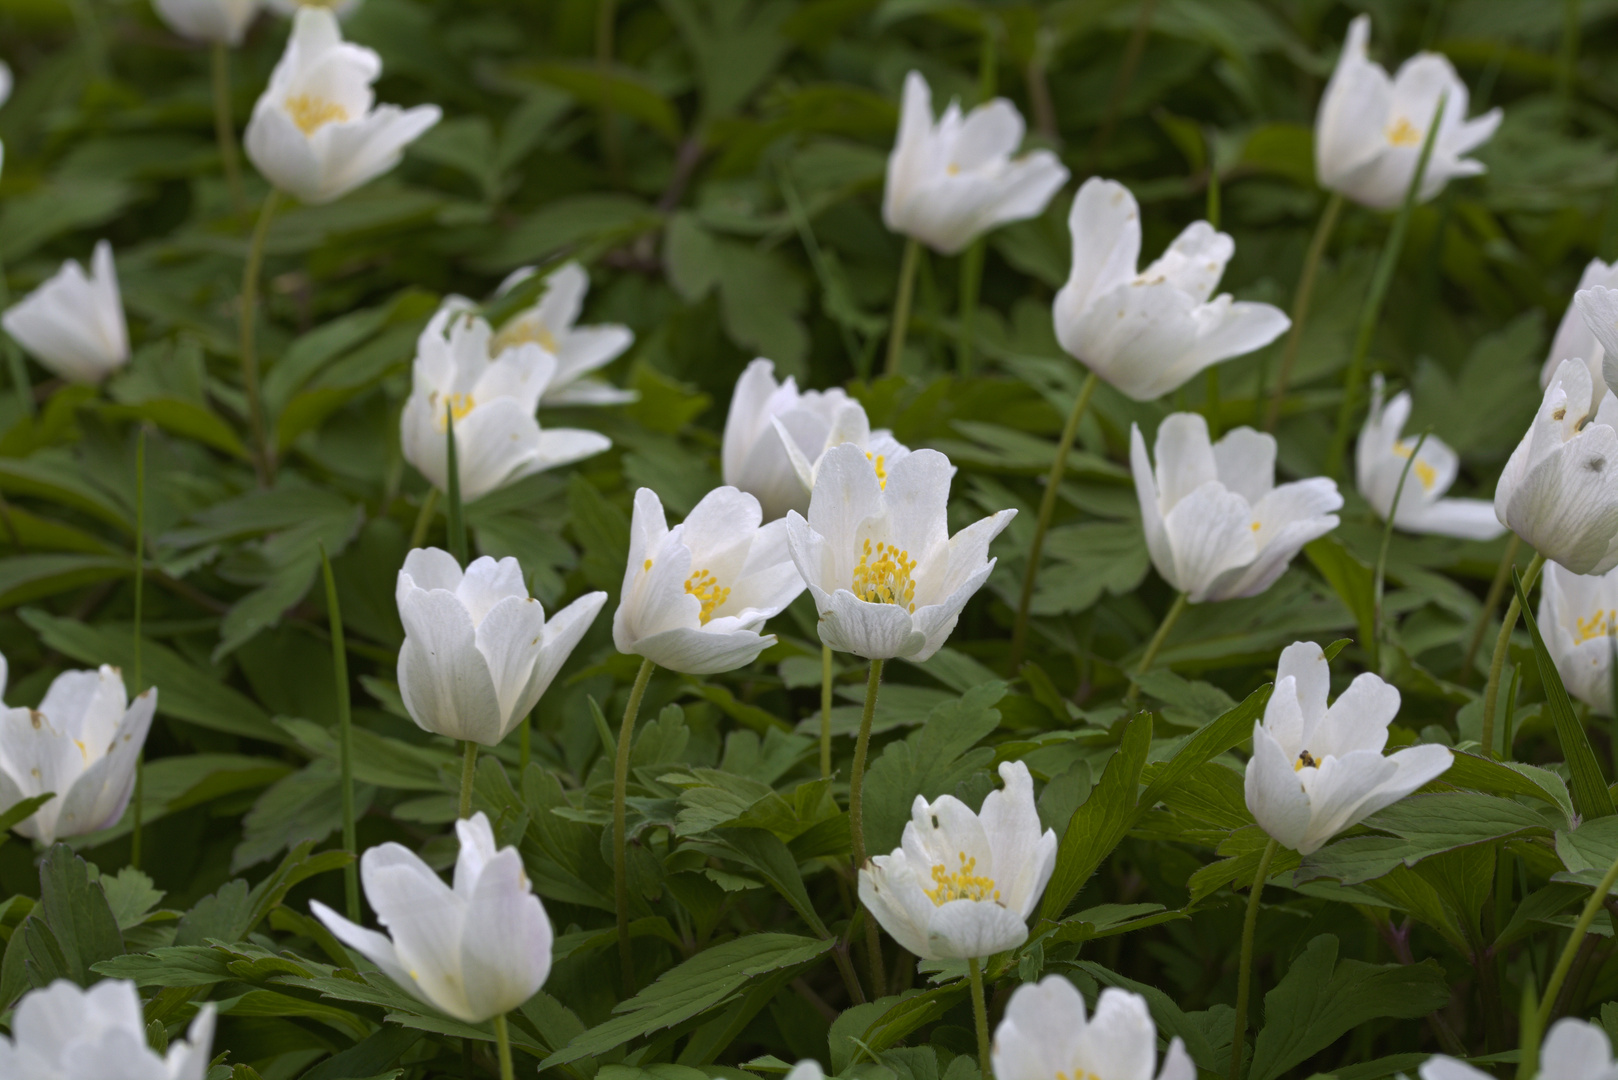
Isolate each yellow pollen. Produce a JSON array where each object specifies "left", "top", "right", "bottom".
[
  {"left": 865, "top": 451, "right": 888, "bottom": 489},
  {"left": 644, "top": 559, "right": 653, "bottom": 571},
  {"left": 74, "top": 739, "right": 88, "bottom": 762},
  {"left": 1295, "top": 750, "right": 1317, "bottom": 772},
  {"left": 1055, "top": 1072, "right": 1104, "bottom": 1080},
  {"left": 684, "top": 568, "right": 730, "bottom": 624},
  {"left": 852, "top": 538, "right": 918, "bottom": 612},
  {"left": 431, "top": 391, "right": 476, "bottom": 432},
  {"left": 285, "top": 94, "right": 350, "bottom": 135},
  {"left": 1250, "top": 521, "right": 1261, "bottom": 532},
  {"left": 947, "top": 163, "right": 961, "bottom": 175},
  {"left": 1386, "top": 117, "right": 1423, "bottom": 146},
  {"left": 491, "top": 316, "right": 560, "bottom": 357},
  {"left": 1392, "top": 441, "right": 1438, "bottom": 490},
  {"left": 1575, "top": 609, "right": 1618, "bottom": 645},
  {"left": 924, "top": 852, "right": 1000, "bottom": 906}
]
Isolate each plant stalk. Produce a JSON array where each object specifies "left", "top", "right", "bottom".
[
  {"left": 130, "top": 426, "right": 147, "bottom": 871},
  {"left": 614, "top": 657, "right": 656, "bottom": 996},
  {"left": 210, "top": 43, "right": 246, "bottom": 217},
  {"left": 969, "top": 955, "right": 992, "bottom": 1080},
  {"left": 493, "top": 1012, "right": 515, "bottom": 1080},
  {"left": 820, "top": 643, "right": 834, "bottom": 780},
  {"left": 1127, "top": 592, "right": 1190, "bottom": 703},
  {"left": 239, "top": 189, "right": 281, "bottom": 486},
  {"left": 1463, "top": 534, "right": 1521, "bottom": 680},
  {"left": 408, "top": 488, "right": 440, "bottom": 552},
  {"left": 1230, "top": 837, "right": 1279, "bottom": 1080},
  {"left": 1482, "top": 551, "right": 1546, "bottom": 760},
  {"left": 884, "top": 239, "right": 922, "bottom": 376},
  {"left": 1264, "top": 193, "right": 1344, "bottom": 431},
  {"left": 445, "top": 404, "right": 467, "bottom": 565},
  {"left": 849, "top": 657, "right": 886, "bottom": 993},
  {"left": 1537, "top": 849, "right": 1618, "bottom": 1030},
  {"left": 458, "top": 739, "right": 478, "bottom": 820},
  {"left": 320, "top": 544, "right": 360, "bottom": 921},
  {"left": 1371, "top": 430, "right": 1429, "bottom": 673}
]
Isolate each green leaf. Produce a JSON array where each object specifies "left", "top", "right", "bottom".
[
  {"left": 1554, "top": 814, "right": 1618, "bottom": 891},
  {"left": 1040, "top": 711, "right": 1152, "bottom": 923},
  {"left": 93, "top": 945, "right": 235, "bottom": 987},
  {"left": 1298, "top": 793, "right": 1560, "bottom": 885},
  {"left": 1139, "top": 682, "right": 1271, "bottom": 810},
  {"left": 1305, "top": 537, "right": 1375, "bottom": 654},
  {"left": 38, "top": 844, "right": 125, "bottom": 985},
  {"left": 514, "top": 62, "right": 682, "bottom": 141}
]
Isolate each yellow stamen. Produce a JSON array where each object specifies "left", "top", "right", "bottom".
[
  {"left": 924, "top": 852, "right": 1000, "bottom": 906},
  {"left": 1251, "top": 521, "right": 1262, "bottom": 533},
  {"left": 1295, "top": 750, "right": 1317, "bottom": 772},
  {"left": 491, "top": 316, "right": 560, "bottom": 357},
  {"left": 1392, "top": 441, "right": 1438, "bottom": 490},
  {"left": 430, "top": 391, "right": 476, "bottom": 432},
  {"left": 947, "top": 163, "right": 961, "bottom": 176},
  {"left": 643, "top": 559, "right": 653, "bottom": 572},
  {"left": 684, "top": 568, "right": 730, "bottom": 624},
  {"left": 285, "top": 94, "right": 350, "bottom": 136},
  {"left": 852, "top": 538, "right": 918, "bottom": 612},
  {"left": 865, "top": 451, "right": 888, "bottom": 489},
  {"left": 1386, "top": 117, "right": 1423, "bottom": 146},
  {"left": 1575, "top": 609, "right": 1618, "bottom": 645}
]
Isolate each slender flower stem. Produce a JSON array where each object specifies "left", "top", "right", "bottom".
[
  {"left": 1371, "top": 430, "right": 1429, "bottom": 673},
  {"left": 445, "top": 404, "right": 467, "bottom": 566},
  {"left": 239, "top": 189, "right": 281, "bottom": 486},
  {"left": 1482, "top": 551, "right": 1547, "bottom": 760},
  {"left": 520, "top": 708, "right": 532, "bottom": 773},
  {"left": 1230, "top": 837, "right": 1279, "bottom": 1080},
  {"left": 957, "top": 239, "right": 986, "bottom": 376},
  {"left": 1463, "top": 534, "right": 1521, "bottom": 679},
  {"left": 1010, "top": 371, "right": 1100, "bottom": 668},
  {"left": 492, "top": 1012, "right": 516, "bottom": 1080},
  {"left": 408, "top": 488, "right": 441, "bottom": 552},
  {"left": 849, "top": 658, "right": 886, "bottom": 994},
  {"left": 1126, "top": 592, "right": 1189, "bottom": 703},
  {"left": 130, "top": 427, "right": 147, "bottom": 871},
  {"left": 968, "top": 955, "right": 992, "bottom": 1080},
  {"left": 614, "top": 657, "right": 655, "bottom": 996},
  {"left": 458, "top": 739, "right": 478, "bottom": 819},
  {"left": 820, "top": 643, "right": 834, "bottom": 780},
  {"left": 210, "top": 43, "right": 246, "bottom": 217},
  {"left": 1264, "top": 193, "right": 1344, "bottom": 432},
  {"left": 1537, "top": 849, "right": 1618, "bottom": 1030},
  {"left": 884, "top": 239, "right": 922, "bottom": 376},
  {"left": 320, "top": 544, "right": 360, "bottom": 921},
  {"left": 596, "top": 0, "right": 622, "bottom": 186}
]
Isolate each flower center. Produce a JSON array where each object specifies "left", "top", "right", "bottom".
[
  {"left": 1386, "top": 117, "right": 1423, "bottom": 146},
  {"left": 491, "top": 317, "right": 560, "bottom": 357},
  {"left": 853, "top": 539, "right": 917, "bottom": 611},
  {"left": 924, "top": 851, "right": 1000, "bottom": 906},
  {"left": 1295, "top": 750, "right": 1317, "bottom": 772},
  {"left": 285, "top": 94, "right": 350, "bottom": 135},
  {"left": 684, "top": 568, "right": 730, "bottom": 624},
  {"left": 1055, "top": 1072, "right": 1104, "bottom": 1080},
  {"left": 866, "top": 451, "right": 887, "bottom": 489},
  {"left": 431, "top": 392, "right": 476, "bottom": 431},
  {"left": 1391, "top": 441, "right": 1437, "bottom": 490},
  {"left": 1575, "top": 609, "right": 1618, "bottom": 645}
]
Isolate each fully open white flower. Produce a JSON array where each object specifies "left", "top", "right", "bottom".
[
  {"left": 723, "top": 359, "right": 909, "bottom": 521},
  {"left": 1132, "top": 414, "right": 1340, "bottom": 603},
  {"left": 1542, "top": 261, "right": 1618, "bottom": 394},
  {"left": 397, "top": 549, "right": 605, "bottom": 746},
  {"left": 860, "top": 761, "right": 1055, "bottom": 960},
  {"left": 1538, "top": 561, "right": 1618, "bottom": 716},
  {"left": 1494, "top": 358, "right": 1618, "bottom": 575},
  {"left": 400, "top": 303, "right": 611, "bottom": 504},
  {"left": 1421, "top": 1017, "right": 1618, "bottom": 1080},
  {"left": 1053, "top": 178, "right": 1289, "bottom": 401},
  {"left": 1356, "top": 376, "right": 1503, "bottom": 540},
  {"left": 152, "top": 0, "right": 262, "bottom": 45},
  {"left": 0, "top": 658, "right": 155, "bottom": 846},
  {"left": 486, "top": 263, "right": 635, "bottom": 407},
  {"left": 2, "top": 241, "right": 129, "bottom": 384},
  {"left": 992, "top": 977, "right": 1194, "bottom": 1080},
  {"left": 313, "top": 812, "right": 553, "bottom": 1023},
  {"left": 243, "top": 7, "right": 439, "bottom": 204},
  {"left": 882, "top": 70, "right": 1068, "bottom": 255},
  {"left": 0, "top": 979, "right": 215, "bottom": 1079},
  {"left": 613, "top": 486, "right": 804, "bottom": 675},
  {"left": 1315, "top": 15, "right": 1501, "bottom": 210},
  {"left": 785, "top": 444, "right": 1012, "bottom": 661},
  {"left": 1246, "top": 641, "right": 1452, "bottom": 856}
]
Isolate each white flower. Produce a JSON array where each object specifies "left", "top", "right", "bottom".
[
  {"left": 859, "top": 761, "right": 1056, "bottom": 960},
  {"left": 1132, "top": 413, "right": 1341, "bottom": 603},
  {"left": 396, "top": 549, "right": 605, "bottom": 746},
  {"left": 1315, "top": 15, "right": 1502, "bottom": 211},
  {"left": 783, "top": 1063, "right": 825, "bottom": 1080},
  {"left": 992, "top": 977, "right": 1194, "bottom": 1080},
  {"left": 1494, "top": 358, "right": 1618, "bottom": 575},
  {"left": 1053, "top": 178, "right": 1289, "bottom": 401},
  {"left": 882, "top": 70, "right": 1068, "bottom": 255},
  {"left": 400, "top": 303, "right": 611, "bottom": 504},
  {"left": 1538, "top": 560, "right": 1618, "bottom": 716},
  {"left": 0, "top": 979, "right": 215, "bottom": 1080},
  {"left": 312, "top": 812, "right": 553, "bottom": 1023},
  {"left": 243, "top": 6, "right": 439, "bottom": 205},
  {"left": 1245, "top": 641, "right": 1452, "bottom": 856},
  {"left": 1356, "top": 376, "right": 1504, "bottom": 540},
  {"left": 0, "top": 62, "right": 11, "bottom": 109},
  {"left": 785, "top": 444, "right": 1012, "bottom": 662},
  {"left": 1542, "top": 261, "right": 1618, "bottom": 395},
  {"left": 2, "top": 241, "right": 129, "bottom": 384},
  {"left": 265, "top": 0, "right": 360, "bottom": 16},
  {"left": 1420, "top": 1017, "right": 1618, "bottom": 1080},
  {"left": 151, "top": 0, "right": 262, "bottom": 45},
  {"left": 613, "top": 486, "right": 805, "bottom": 675},
  {"left": 485, "top": 263, "right": 635, "bottom": 407},
  {"left": 0, "top": 660, "right": 155, "bottom": 846},
  {"left": 722, "top": 358, "right": 910, "bottom": 522}
]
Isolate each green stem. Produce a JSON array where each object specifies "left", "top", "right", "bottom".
[
  {"left": 493, "top": 1012, "right": 515, "bottom": 1080},
  {"left": 957, "top": 239, "right": 986, "bottom": 377},
  {"left": 849, "top": 658, "right": 886, "bottom": 993},
  {"left": 408, "top": 488, "right": 440, "bottom": 552},
  {"left": 445, "top": 404, "right": 467, "bottom": 565},
  {"left": 1371, "top": 430, "right": 1429, "bottom": 673},
  {"left": 130, "top": 426, "right": 147, "bottom": 871},
  {"left": 458, "top": 739, "right": 478, "bottom": 820},
  {"left": 1010, "top": 371, "right": 1100, "bottom": 668},
  {"left": 520, "top": 708, "right": 532, "bottom": 773},
  {"left": 210, "top": 43, "right": 246, "bottom": 218},
  {"left": 884, "top": 239, "right": 922, "bottom": 376},
  {"left": 1205, "top": 365, "right": 1221, "bottom": 440},
  {"left": 820, "top": 643, "right": 834, "bottom": 780},
  {"left": 1559, "top": 0, "right": 1582, "bottom": 122},
  {"left": 1264, "top": 192, "right": 1344, "bottom": 432},
  {"left": 1230, "top": 837, "right": 1279, "bottom": 1080},
  {"left": 596, "top": 0, "right": 622, "bottom": 186},
  {"left": 0, "top": 248, "right": 33, "bottom": 419},
  {"left": 614, "top": 657, "right": 655, "bottom": 996},
  {"left": 1126, "top": 592, "right": 1189, "bottom": 703},
  {"left": 240, "top": 189, "right": 281, "bottom": 487},
  {"left": 969, "top": 955, "right": 992, "bottom": 1080},
  {"left": 320, "top": 544, "right": 360, "bottom": 922},
  {"left": 1537, "top": 849, "right": 1618, "bottom": 1030},
  {"left": 1463, "top": 534, "right": 1521, "bottom": 680},
  {"left": 1482, "top": 551, "right": 1546, "bottom": 760}
]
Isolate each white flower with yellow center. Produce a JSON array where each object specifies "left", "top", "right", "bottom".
[
  {"left": 483, "top": 263, "right": 636, "bottom": 407},
  {"left": 1538, "top": 561, "right": 1618, "bottom": 716},
  {"left": 1356, "top": 376, "right": 1504, "bottom": 540},
  {"left": 1542, "top": 261, "right": 1618, "bottom": 396},
  {"left": 0, "top": 978, "right": 215, "bottom": 1079},
  {"left": 243, "top": 6, "right": 439, "bottom": 204},
  {"left": 859, "top": 761, "right": 1055, "bottom": 960},
  {"left": 992, "top": 977, "right": 1194, "bottom": 1080}
]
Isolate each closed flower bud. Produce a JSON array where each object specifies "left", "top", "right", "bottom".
[
  {"left": 312, "top": 813, "right": 553, "bottom": 1023},
  {"left": 1543, "top": 261, "right": 1618, "bottom": 396},
  {"left": 0, "top": 979, "right": 215, "bottom": 1079},
  {"left": 1357, "top": 376, "right": 1504, "bottom": 540},
  {"left": 2, "top": 241, "right": 129, "bottom": 384},
  {"left": 992, "top": 977, "right": 1194, "bottom": 1080},
  {"left": 1054, "top": 178, "right": 1288, "bottom": 401},
  {"left": 151, "top": 0, "right": 262, "bottom": 45},
  {"left": 1538, "top": 561, "right": 1618, "bottom": 716},
  {"left": 488, "top": 263, "right": 635, "bottom": 407}
]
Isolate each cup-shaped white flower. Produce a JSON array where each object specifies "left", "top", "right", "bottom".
[
  {"left": 312, "top": 812, "right": 553, "bottom": 1023},
  {"left": 2, "top": 241, "right": 129, "bottom": 384},
  {"left": 1421, "top": 1017, "right": 1618, "bottom": 1080},
  {"left": 783, "top": 1063, "right": 826, "bottom": 1080},
  {"left": 1053, "top": 178, "right": 1289, "bottom": 401},
  {"left": 859, "top": 761, "right": 1055, "bottom": 960},
  {"left": 882, "top": 70, "right": 1068, "bottom": 255},
  {"left": 1245, "top": 641, "right": 1452, "bottom": 856},
  {"left": 992, "top": 977, "right": 1194, "bottom": 1080},
  {"left": 0, "top": 660, "right": 156, "bottom": 846},
  {"left": 1541, "top": 261, "right": 1618, "bottom": 395},
  {"left": 1356, "top": 376, "right": 1504, "bottom": 540},
  {"left": 1315, "top": 15, "right": 1502, "bottom": 211},
  {"left": 1494, "top": 358, "right": 1618, "bottom": 575},
  {"left": 266, "top": 0, "right": 360, "bottom": 16},
  {"left": 1132, "top": 414, "right": 1341, "bottom": 603},
  {"left": 486, "top": 263, "right": 634, "bottom": 407},
  {"left": 0, "top": 979, "right": 215, "bottom": 1079},
  {"left": 785, "top": 444, "right": 1012, "bottom": 661},
  {"left": 397, "top": 549, "right": 605, "bottom": 746},
  {"left": 243, "top": 6, "right": 439, "bottom": 205},
  {"left": 613, "top": 486, "right": 805, "bottom": 675},
  {"left": 1537, "top": 561, "right": 1618, "bottom": 716},
  {"left": 723, "top": 358, "right": 910, "bottom": 521},
  {"left": 152, "top": 0, "right": 262, "bottom": 44},
  {"left": 400, "top": 303, "right": 611, "bottom": 504}
]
